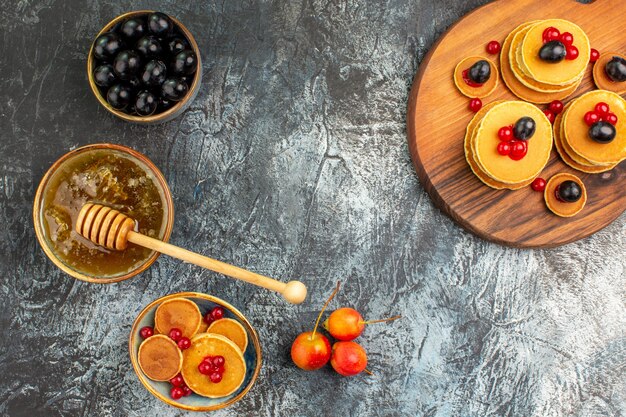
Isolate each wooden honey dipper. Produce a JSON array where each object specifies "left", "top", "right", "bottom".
[{"left": 75, "top": 203, "right": 307, "bottom": 304}]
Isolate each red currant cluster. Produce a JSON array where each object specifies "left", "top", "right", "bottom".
[
  {"left": 168, "top": 328, "right": 192, "bottom": 350},
  {"left": 198, "top": 355, "right": 226, "bottom": 383},
  {"left": 542, "top": 27, "right": 578, "bottom": 60},
  {"left": 204, "top": 306, "right": 225, "bottom": 326},
  {"left": 496, "top": 125, "right": 528, "bottom": 160},
  {"left": 169, "top": 373, "right": 192, "bottom": 400},
  {"left": 584, "top": 102, "right": 618, "bottom": 126},
  {"left": 543, "top": 100, "right": 564, "bottom": 124}
]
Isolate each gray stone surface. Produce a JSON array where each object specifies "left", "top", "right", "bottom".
[{"left": 0, "top": 0, "right": 624, "bottom": 416}]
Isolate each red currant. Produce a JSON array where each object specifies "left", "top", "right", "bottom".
[
  {"left": 497, "top": 142, "right": 511, "bottom": 156},
  {"left": 168, "top": 328, "right": 183, "bottom": 342},
  {"left": 212, "top": 356, "right": 225, "bottom": 368},
  {"left": 497, "top": 126, "right": 513, "bottom": 141},
  {"left": 605, "top": 112, "right": 618, "bottom": 125},
  {"left": 139, "top": 326, "right": 154, "bottom": 339},
  {"left": 182, "top": 385, "right": 192, "bottom": 397},
  {"left": 548, "top": 100, "right": 564, "bottom": 115},
  {"left": 170, "top": 386, "right": 184, "bottom": 400},
  {"left": 509, "top": 141, "right": 528, "bottom": 161},
  {"left": 590, "top": 48, "right": 600, "bottom": 63},
  {"left": 170, "top": 374, "right": 184, "bottom": 387},
  {"left": 595, "top": 102, "right": 610, "bottom": 116},
  {"left": 560, "top": 32, "right": 574, "bottom": 46},
  {"left": 198, "top": 361, "right": 213, "bottom": 375},
  {"left": 542, "top": 27, "right": 560, "bottom": 43},
  {"left": 177, "top": 337, "right": 191, "bottom": 350},
  {"left": 531, "top": 178, "right": 547, "bottom": 192},
  {"left": 469, "top": 98, "right": 482, "bottom": 112},
  {"left": 486, "top": 40, "right": 501, "bottom": 55},
  {"left": 210, "top": 306, "right": 225, "bottom": 321},
  {"left": 543, "top": 109, "right": 555, "bottom": 124},
  {"left": 584, "top": 111, "right": 600, "bottom": 126},
  {"left": 566, "top": 45, "right": 579, "bottom": 60},
  {"left": 209, "top": 372, "right": 223, "bottom": 383}
]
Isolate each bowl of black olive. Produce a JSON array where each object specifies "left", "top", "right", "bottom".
[{"left": 88, "top": 11, "right": 201, "bottom": 123}]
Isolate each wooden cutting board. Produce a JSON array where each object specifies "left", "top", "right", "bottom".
[{"left": 407, "top": 0, "right": 626, "bottom": 248}]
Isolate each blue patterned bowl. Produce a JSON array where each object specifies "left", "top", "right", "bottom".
[{"left": 129, "top": 292, "right": 262, "bottom": 411}]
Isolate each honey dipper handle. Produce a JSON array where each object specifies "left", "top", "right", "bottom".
[{"left": 126, "top": 231, "right": 307, "bottom": 304}]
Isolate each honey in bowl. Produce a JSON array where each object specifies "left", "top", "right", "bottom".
[{"left": 34, "top": 145, "right": 173, "bottom": 281}]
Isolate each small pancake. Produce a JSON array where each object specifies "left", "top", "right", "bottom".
[
  {"left": 544, "top": 173, "right": 587, "bottom": 217},
  {"left": 563, "top": 90, "right": 626, "bottom": 165},
  {"left": 519, "top": 19, "right": 590, "bottom": 86},
  {"left": 154, "top": 298, "right": 203, "bottom": 339},
  {"left": 472, "top": 101, "right": 553, "bottom": 184},
  {"left": 181, "top": 333, "right": 246, "bottom": 398},
  {"left": 593, "top": 52, "right": 626, "bottom": 95},
  {"left": 138, "top": 334, "right": 183, "bottom": 381},
  {"left": 207, "top": 318, "right": 249, "bottom": 353},
  {"left": 453, "top": 56, "right": 499, "bottom": 98},
  {"left": 500, "top": 22, "right": 581, "bottom": 104}
]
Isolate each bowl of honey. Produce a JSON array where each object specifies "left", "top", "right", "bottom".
[{"left": 33, "top": 143, "right": 174, "bottom": 283}]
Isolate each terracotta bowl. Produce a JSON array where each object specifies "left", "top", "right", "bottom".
[
  {"left": 87, "top": 10, "right": 202, "bottom": 124},
  {"left": 129, "top": 292, "right": 262, "bottom": 411}
]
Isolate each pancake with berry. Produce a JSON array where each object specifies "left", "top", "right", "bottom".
[
  {"left": 181, "top": 333, "right": 246, "bottom": 398},
  {"left": 562, "top": 90, "right": 626, "bottom": 165},
  {"left": 154, "top": 297, "right": 203, "bottom": 339},
  {"left": 593, "top": 53, "right": 626, "bottom": 95},
  {"left": 453, "top": 56, "right": 498, "bottom": 98},
  {"left": 544, "top": 173, "right": 587, "bottom": 217},
  {"left": 518, "top": 19, "right": 590, "bottom": 86},
  {"left": 472, "top": 101, "right": 553, "bottom": 184}
]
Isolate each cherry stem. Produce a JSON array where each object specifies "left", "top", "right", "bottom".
[
  {"left": 360, "top": 315, "right": 402, "bottom": 325},
  {"left": 363, "top": 368, "right": 374, "bottom": 376},
  {"left": 310, "top": 281, "right": 340, "bottom": 340}
]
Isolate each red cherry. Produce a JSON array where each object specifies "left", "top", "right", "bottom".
[
  {"left": 209, "top": 372, "right": 223, "bottom": 383},
  {"left": 210, "top": 306, "right": 225, "bottom": 321},
  {"left": 486, "top": 40, "right": 501, "bottom": 54},
  {"left": 169, "top": 374, "right": 184, "bottom": 387},
  {"left": 139, "top": 326, "right": 154, "bottom": 339},
  {"left": 469, "top": 98, "right": 482, "bottom": 112},
  {"left": 168, "top": 328, "right": 183, "bottom": 342},
  {"left": 170, "top": 386, "right": 184, "bottom": 400},
  {"left": 212, "top": 356, "right": 225, "bottom": 368},
  {"left": 543, "top": 109, "right": 555, "bottom": 124},
  {"left": 182, "top": 385, "right": 192, "bottom": 397},
  {"left": 498, "top": 126, "right": 513, "bottom": 141},
  {"left": 497, "top": 142, "right": 511, "bottom": 156},
  {"left": 605, "top": 112, "right": 618, "bottom": 125},
  {"left": 566, "top": 45, "right": 579, "bottom": 60},
  {"left": 177, "top": 337, "right": 191, "bottom": 350},
  {"left": 509, "top": 141, "right": 528, "bottom": 161},
  {"left": 531, "top": 178, "right": 547, "bottom": 192},
  {"left": 542, "top": 27, "right": 560, "bottom": 43},
  {"left": 548, "top": 100, "right": 564, "bottom": 115},
  {"left": 595, "top": 102, "right": 610, "bottom": 116},
  {"left": 590, "top": 48, "right": 600, "bottom": 63},
  {"left": 584, "top": 111, "right": 600, "bottom": 126},
  {"left": 198, "top": 361, "right": 213, "bottom": 375},
  {"left": 560, "top": 32, "right": 574, "bottom": 46}
]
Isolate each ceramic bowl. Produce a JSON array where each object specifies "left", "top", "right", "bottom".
[
  {"left": 129, "top": 292, "right": 262, "bottom": 411},
  {"left": 87, "top": 10, "right": 202, "bottom": 124},
  {"left": 32, "top": 143, "right": 174, "bottom": 283}
]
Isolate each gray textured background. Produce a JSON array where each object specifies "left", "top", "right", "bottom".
[{"left": 1, "top": 0, "right": 625, "bottom": 416}]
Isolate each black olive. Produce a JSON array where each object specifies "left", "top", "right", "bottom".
[
  {"left": 166, "top": 36, "right": 189, "bottom": 56},
  {"left": 468, "top": 60, "right": 491, "bottom": 84},
  {"left": 120, "top": 18, "right": 146, "bottom": 40},
  {"left": 172, "top": 50, "right": 198, "bottom": 76},
  {"left": 113, "top": 50, "right": 142, "bottom": 80},
  {"left": 513, "top": 117, "right": 536, "bottom": 140},
  {"left": 147, "top": 12, "right": 173, "bottom": 37},
  {"left": 605, "top": 56, "right": 626, "bottom": 83},
  {"left": 556, "top": 180, "right": 582, "bottom": 203},
  {"left": 161, "top": 77, "right": 188, "bottom": 101},
  {"left": 135, "top": 90, "right": 158, "bottom": 116},
  {"left": 539, "top": 40, "right": 567, "bottom": 63},
  {"left": 93, "top": 32, "right": 124, "bottom": 61},
  {"left": 106, "top": 84, "right": 133, "bottom": 110},
  {"left": 136, "top": 36, "right": 163, "bottom": 58},
  {"left": 93, "top": 64, "right": 117, "bottom": 87},
  {"left": 588, "top": 121, "right": 616, "bottom": 144},
  {"left": 140, "top": 60, "right": 167, "bottom": 87}
]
